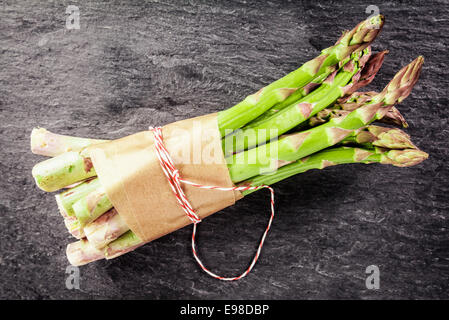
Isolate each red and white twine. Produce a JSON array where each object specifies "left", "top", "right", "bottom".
[{"left": 150, "top": 126, "right": 275, "bottom": 281}]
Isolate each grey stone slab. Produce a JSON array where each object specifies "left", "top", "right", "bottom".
[{"left": 1, "top": 0, "right": 448, "bottom": 299}]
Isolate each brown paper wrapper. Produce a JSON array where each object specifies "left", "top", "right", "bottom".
[{"left": 87, "top": 113, "right": 242, "bottom": 243}]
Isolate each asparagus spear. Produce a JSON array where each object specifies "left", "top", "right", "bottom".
[
  {"left": 55, "top": 178, "right": 101, "bottom": 217},
  {"left": 57, "top": 179, "right": 104, "bottom": 238},
  {"left": 66, "top": 230, "right": 143, "bottom": 266},
  {"left": 246, "top": 65, "right": 339, "bottom": 127},
  {"left": 72, "top": 187, "right": 113, "bottom": 228},
  {"left": 217, "top": 15, "right": 384, "bottom": 136},
  {"left": 66, "top": 144, "right": 427, "bottom": 266},
  {"left": 84, "top": 208, "right": 129, "bottom": 249},
  {"left": 31, "top": 128, "right": 107, "bottom": 157},
  {"left": 104, "top": 231, "right": 144, "bottom": 259},
  {"left": 239, "top": 146, "right": 428, "bottom": 195},
  {"left": 222, "top": 48, "right": 372, "bottom": 156},
  {"left": 64, "top": 216, "right": 85, "bottom": 239},
  {"left": 66, "top": 238, "right": 105, "bottom": 266},
  {"left": 32, "top": 150, "right": 96, "bottom": 192},
  {"left": 226, "top": 56, "right": 424, "bottom": 182}
]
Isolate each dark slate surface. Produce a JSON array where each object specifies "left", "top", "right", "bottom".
[{"left": 1, "top": 0, "right": 448, "bottom": 299}]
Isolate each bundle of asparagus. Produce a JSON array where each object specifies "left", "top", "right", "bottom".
[{"left": 30, "top": 15, "right": 428, "bottom": 268}]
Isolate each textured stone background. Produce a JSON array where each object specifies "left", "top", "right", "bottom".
[{"left": 1, "top": 0, "right": 448, "bottom": 299}]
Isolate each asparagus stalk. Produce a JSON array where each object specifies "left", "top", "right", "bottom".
[
  {"left": 222, "top": 48, "right": 372, "bottom": 156},
  {"left": 32, "top": 150, "right": 96, "bottom": 192},
  {"left": 55, "top": 178, "right": 101, "bottom": 217},
  {"left": 31, "top": 128, "right": 107, "bottom": 157},
  {"left": 66, "top": 230, "right": 143, "bottom": 266},
  {"left": 104, "top": 231, "right": 144, "bottom": 259},
  {"left": 66, "top": 144, "right": 428, "bottom": 266},
  {"left": 66, "top": 238, "right": 105, "bottom": 266},
  {"left": 84, "top": 208, "right": 129, "bottom": 249},
  {"left": 217, "top": 15, "right": 384, "bottom": 136},
  {"left": 239, "top": 146, "right": 428, "bottom": 195},
  {"left": 226, "top": 56, "right": 424, "bottom": 182},
  {"left": 246, "top": 65, "right": 339, "bottom": 127},
  {"left": 72, "top": 187, "right": 113, "bottom": 228},
  {"left": 64, "top": 216, "right": 85, "bottom": 239}
]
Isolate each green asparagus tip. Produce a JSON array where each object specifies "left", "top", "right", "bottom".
[
  {"left": 383, "top": 149, "right": 429, "bottom": 167},
  {"left": 369, "top": 126, "right": 416, "bottom": 149},
  {"left": 354, "top": 125, "right": 416, "bottom": 150},
  {"left": 347, "top": 14, "right": 385, "bottom": 46},
  {"left": 384, "top": 107, "right": 409, "bottom": 128},
  {"left": 380, "top": 56, "right": 424, "bottom": 105}
]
